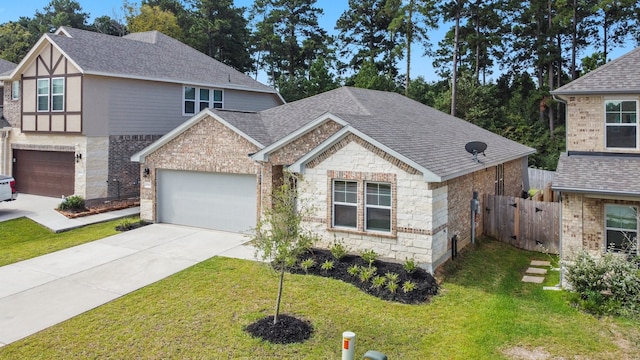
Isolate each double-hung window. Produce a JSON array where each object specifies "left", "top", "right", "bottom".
[
  {"left": 332, "top": 179, "right": 393, "bottom": 233},
  {"left": 184, "top": 86, "right": 223, "bottom": 115},
  {"left": 365, "top": 183, "right": 391, "bottom": 232},
  {"left": 605, "top": 100, "right": 637, "bottom": 149},
  {"left": 37, "top": 79, "right": 49, "bottom": 111},
  {"left": 605, "top": 204, "right": 638, "bottom": 254},
  {"left": 333, "top": 180, "right": 357, "bottom": 228},
  {"left": 11, "top": 80, "right": 19, "bottom": 100},
  {"left": 37, "top": 78, "right": 64, "bottom": 112}
]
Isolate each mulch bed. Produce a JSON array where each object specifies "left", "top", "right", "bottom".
[
  {"left": 245, "top": 315, "right": 313, "bottom": 344},
  {"left": 289, "top": 248, "right": 439, "bottom": 304},
  {"left": 56, "top": 198, "right": 140, "bottom": 218}
]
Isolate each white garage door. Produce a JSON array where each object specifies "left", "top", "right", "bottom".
[{"left": 157, "top": 169, "right": 257, "bottom": 233}]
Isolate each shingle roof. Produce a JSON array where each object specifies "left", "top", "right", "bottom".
[
  {"left": 0, "top": 116, "right": 11, "bottom": 129},
  {"left": 552, "top": 47, "right": 640, "bottom": 95},
  {"left": 220, "top": 87, "right": 535, "bottom": 180},
  {"left": 553, "top": 152, "right": 640, "bottom": 196},
  {"left": 0, "top": 59, "right": 16, "bottom": 76},
  {"left": 42, "top": 27, "right": 276, "bottom": 94}
]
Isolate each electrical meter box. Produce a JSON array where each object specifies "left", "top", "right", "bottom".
[{"left": 363, "top": 350, "right": 387, "bottom": 360}]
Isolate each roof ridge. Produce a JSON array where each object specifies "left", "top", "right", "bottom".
[{"left": 343, "top": 87, "right": 373, "bottom": 116}]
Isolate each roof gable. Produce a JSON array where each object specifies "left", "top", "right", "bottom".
[
  {"left": 9, "top": 27, "right": 280, "bottom": 97},
  {"left": 553, "top": 47, "right": 640, "bottom": 95}
]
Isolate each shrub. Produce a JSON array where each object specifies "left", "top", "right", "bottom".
[
  {"left": 117, "top": 218, "right": 134, "bottom": 230},
  {"left": 385, "top": 272, "right": 399, "bottom": 284},
  {"left": 359, "top": 266, "right": 377, "bottom": 283},
  {"left": 300, "top": 258, "right": 315, "bottom": 273},
  {"left": 320, "top": 260, "right": 334, "bottom": 271},
  {"left": 347, "top": 265, "right": 361, "bottom": 277},
  {"left": 361, "top": 249, "right": 378, "bottom": 266},
  {"left": 403, "top": 258, "right": 417, "bottom": 274},
  {"left": 58, "top": 195, "right": 85, "bottom": 211},
  {"left": 387, "top": 281, "right": 399, "bottom": 294},
  {"left": 330, "top": 237, "right": 348, "bottom": 260},
  {"left": 370, "top": 275, "right": 386, "bottom": 289},
  {"left": 402, "top": 281, "right": 417, "bottom": 293},
  {"left": 565, "top": 250, "right": 640, "bottom": 318}
]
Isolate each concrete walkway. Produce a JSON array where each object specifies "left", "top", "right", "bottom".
[{"left": 0, "top": 195, "right": 258, "bottom": 347}]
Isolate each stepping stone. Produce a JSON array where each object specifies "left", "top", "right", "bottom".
[
  {"left": 531, "top": 260, "right": 551, "bottom": 267},
  {"left": 526, "top": 267, "right": 548, "bottom": 275},
  {"left": 522, "top": 275, "right": 545, "bottom": 284}
]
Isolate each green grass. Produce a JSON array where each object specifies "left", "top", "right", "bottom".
[
  {"left": 0, "top": 237, "right": 638, "bottom": 359},
  {"left": 0, "top": 217, "right": 138, "bottom": 266}
]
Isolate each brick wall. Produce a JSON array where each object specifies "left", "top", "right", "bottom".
[
  {"left": 108, "top": 135, "right": 161, "bottom": 199},
  {"left": 268, "top": 120, "right": 342, "bottom": 165},
  {"left": 447, "top": 158, "right": 525, "bottom": 250},
  {"left": 140, "top": 115, "right": 261, "bottom": 222},
  {"left": 561, "top": 193, "right": 640, "bottom": 259},
  {"left": 2, "top": 82, "right": 20, "bottom": 128},
  {"left": 565, "top": 95, "right": 640, "bottom": 153}
]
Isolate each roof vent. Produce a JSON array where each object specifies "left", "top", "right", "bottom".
[{"left": 465, "top": 141, "right": 487, "bottom": 163}]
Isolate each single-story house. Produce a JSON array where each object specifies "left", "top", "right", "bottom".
[{"left": 133, "top": 87, "right": 535, "bottom": 271}]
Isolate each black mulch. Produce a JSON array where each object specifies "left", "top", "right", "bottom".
[
  {"left": 288, "top": 248, "right": 439, "bottom": 304},
  {"left": 115, "top": 220, "right": 151, "bottom": 232},
  {"left": 245, "top": 315, "right": 313, "bottom": 344}
]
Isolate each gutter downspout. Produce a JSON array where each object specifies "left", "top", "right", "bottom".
[{"left": 1, "top": 130, "right": 8, "bottom": 175}]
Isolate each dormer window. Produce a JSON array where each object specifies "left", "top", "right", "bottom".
[
  {"left": 183, "top": 86, "right": 223, "bottom": 115},
  {"left": 605, "top": 100, "right": 637, "bottom": 149}
]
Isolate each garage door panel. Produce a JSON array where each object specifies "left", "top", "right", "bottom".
[
  {"left": 157, "top": 170, "right": 256, "bottom": 233},
  {"left": 13, "top": 150, "right": 74, "bottom": 197}
]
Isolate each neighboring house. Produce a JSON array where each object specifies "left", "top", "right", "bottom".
[
  {"left": 0, "top": 26, "right": 283, "bottom": 201},
  {"left": 552, "top": 47, "right": 640, "bottom": 260},
  {"left": 0, "top": 59, "right": 17, "bottom": 175},
  {"left": 132, "top": 87, "right": 535, "bottom": 272},
  {"left": 0, "top": 58, "right": 17, "bottom": 117}
]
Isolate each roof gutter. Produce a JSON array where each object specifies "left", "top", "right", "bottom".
[{"left": 550, "top": 186, "right": 640, "bottom": 198}]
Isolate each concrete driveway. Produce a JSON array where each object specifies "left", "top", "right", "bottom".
[{"left": 0, "top": 223, "right": 257, "bottom": 347}]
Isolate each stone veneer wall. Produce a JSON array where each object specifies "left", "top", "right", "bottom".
[
  {"left": 446, "top": 158, "right": 525, "bottom": 251},
  {"left": 561, "top": 193, "right": 640, "bottom": 259},
  {"left": 298, "top": 137, "right": 448, "bottom": 269},
  {"left": 140, "top": 115, "right": 261, "bottom": 222},
  {"left": 108, "top": 135, "right": 161, "bottom": 200},
  {"left": 565, "top": 95, "right": 640, "bottom": 153}
]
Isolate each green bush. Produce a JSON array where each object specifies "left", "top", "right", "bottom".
[
  {"left": 403, "top": 258, "right": 417, "bottom": 274},
  {"left": 565, "top": 250, "right": 640, "bottom": 318},
  {"left": 58, "top": 195, "right": 85, "bottom": 211},
  {"left": 320, "top": 260, "right": 334, "bottom": 271},
  {"left": 330, "top": 238, "right": 348, "bottom": 260},
  {"left": 300, "top": 258, "right": 315, "bottom": 273},
  {"left": 361, "top": 249, "right": 378, "bottom": 266}
]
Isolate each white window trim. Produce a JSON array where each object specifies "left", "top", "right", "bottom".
[
  {"left": 183, "top": 86, "right": 224, "bottom": 116},
  {"left": 604, "top": 204, "right": 638, "bottom": 253},
  {"left": 332, "top": 180, "right": 358, "bottom": 229},
  {"left": 51, "top": 77, "right": 64, "bottom": 112},
  {"left": 11, "top": 80, "right": 19, "bottom": 100},
  {"left": 364, "top": 182, "right": 392, "bottom": 233},
  {"left": 37, "top": 78, "right": 50, "bottom": 112},
  {"left": 604, "top": 99, "right": 639, "bottom": 150}
]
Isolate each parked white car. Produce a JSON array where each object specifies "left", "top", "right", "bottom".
[{"left": 0, "top": 175, "right": 17, "bottom": 202}]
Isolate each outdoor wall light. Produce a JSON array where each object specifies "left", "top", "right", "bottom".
[
  {"left": 143, "top": 168, "right": 150, "bottom": 177},
  {"left": 75, "top": 153, "right": 82, "bottom": 162}
]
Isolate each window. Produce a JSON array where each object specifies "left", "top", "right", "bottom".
[
  {"left": 184, "top": 86, "right": 223, "bottom": 115},
  {"left": 365, "top": 182, "right": 391, "bottom": 232},
  {"left": 11, "top": 81, "right": 19, "bottom": 100},
  {"left": 605, "top": 204, "right": 638, "bottom": 253},
  {"left": 333, "top": 180, "right": 357, "bottom": 228},
  {"left": 37, "top": 79, "right": 49, "bottom": 111},
  {"left": 605, "top": 100, "right": 637, "bottom": 148},
  {"left": 51, "top": 78, "right": 64, "bottom": 111}
]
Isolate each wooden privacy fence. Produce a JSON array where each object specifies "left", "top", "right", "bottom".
[{"left": 483, "top": 194, "right": 560, "bottom": 254}]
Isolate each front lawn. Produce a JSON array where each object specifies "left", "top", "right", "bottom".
[
  {"left": 0, "top": 217, "right": 137, "bottom": 266},
  {"left": 0, "top": 238, "right": 638, "bottom": 359}
]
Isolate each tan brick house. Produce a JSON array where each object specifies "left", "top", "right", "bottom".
[
  {"left": 0, "top": 27, "right": 282, "bottom": 202},
  {"left": 552, "top": 47, "right": 640, "bottom": 262},
  {"left": 133, "top": 87, "right": 534, "bottom": 272}
]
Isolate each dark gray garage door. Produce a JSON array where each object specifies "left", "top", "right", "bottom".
[
  {"left": 13, "top": 150, "right": 74, "bottom": 197},
  {"left": 157, "top": 169, "right": 257, "bottom": 233}
]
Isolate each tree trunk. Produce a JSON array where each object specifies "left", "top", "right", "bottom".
[
  {"left": 405, "top": 0, "right": 413, "bottom": 96},
  {"left": 475, "top": 16, "right": 480, "bottom": 83},
  {"left": 548, "top": 0, "right": 555, "bottom": 139},
  {"left": 274, "top": 265, "right": 285, "bottom": 325},
  {"left": 603, "top": 12, "right": 608, "bottom": 62},
  {"left": 451, "top": 8, "right": 460, "bottom": 117},
  {"left": 571, "top": 0, "right": 577, "bottom": 80}
]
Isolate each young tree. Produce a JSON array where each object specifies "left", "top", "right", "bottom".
[{"left": 252, "top": 171, "right": 318, "bottom": 325}]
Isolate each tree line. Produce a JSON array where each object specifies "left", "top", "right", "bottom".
[{"left": 1, "top": 0, "right": 639, "bottom": 169}]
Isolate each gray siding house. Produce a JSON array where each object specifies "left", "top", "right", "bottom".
[{"left": 0, "top": 27, "right": 283, "bottom": 201}]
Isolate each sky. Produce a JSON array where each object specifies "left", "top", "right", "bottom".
[{"left": 0, "top": 0, "right": 635, "bottom": 85}]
